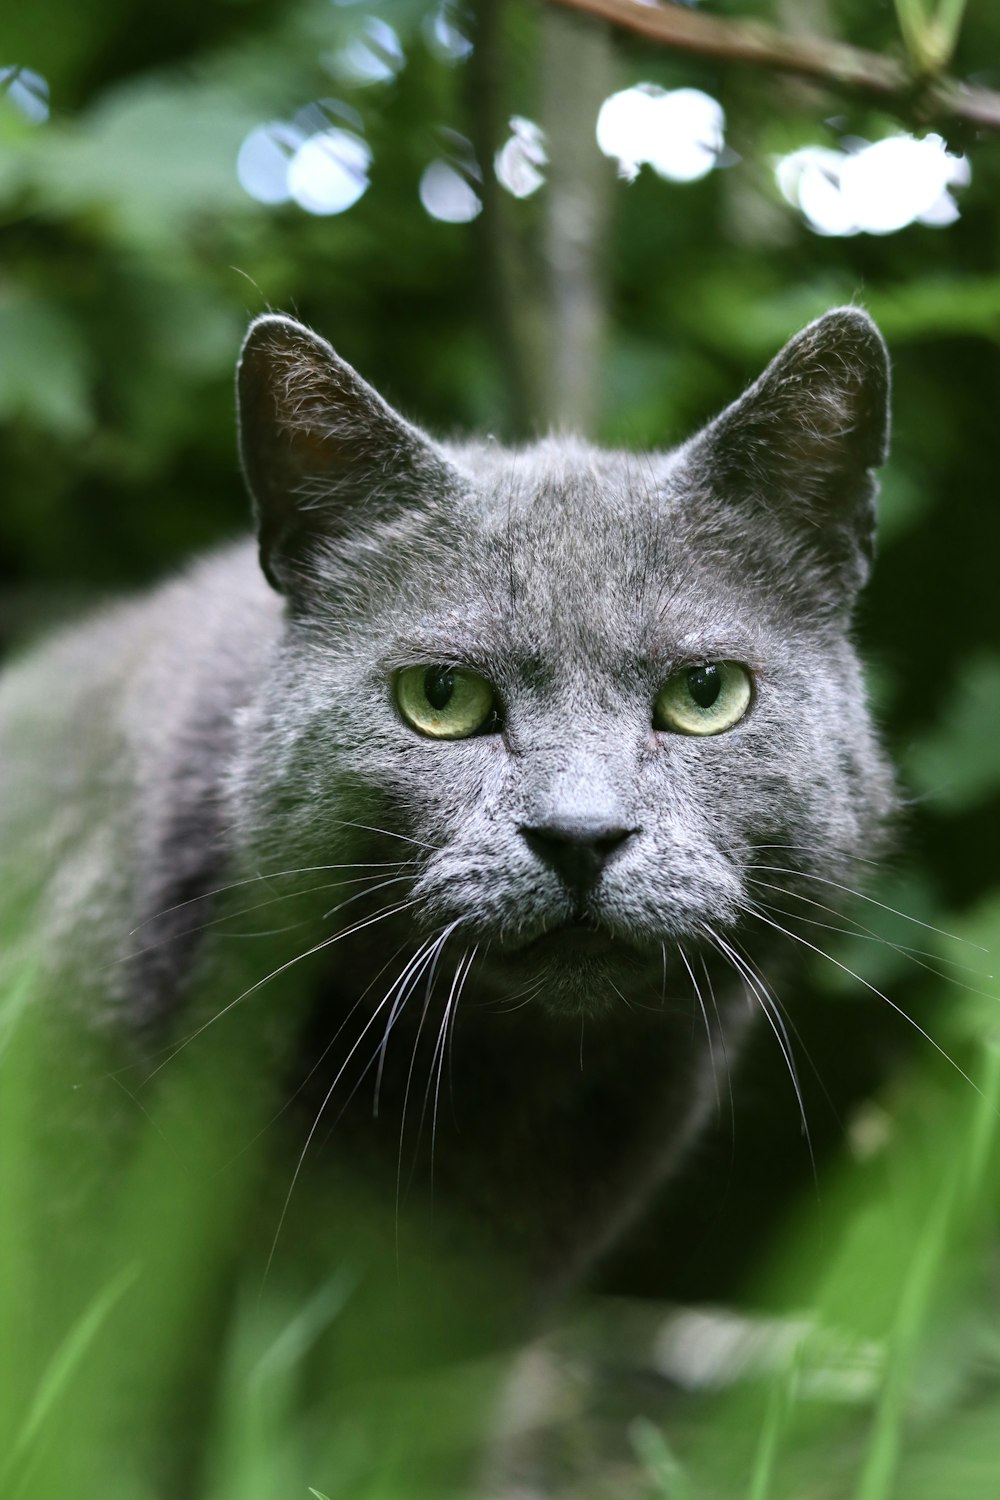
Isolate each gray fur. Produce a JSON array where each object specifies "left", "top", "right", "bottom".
[{"left": 0, "top": 308, "right": 896, "bottom": 1286}]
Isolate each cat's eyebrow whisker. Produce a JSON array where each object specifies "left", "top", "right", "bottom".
[
  {"left": 139, "top": 896, "right": 421, "bottom": 1087},
  {"left": 703, "top": 923, "right": 815, "bottom": 1178},
  {"left": 745, "top": 905, "right": 985, "bottom": 1098},
  {"left": 745, "top": 865, "right": 988, "bottom": 952},
  {"left": 678, "top": 943, "right": 720, "bottom": 1116}
]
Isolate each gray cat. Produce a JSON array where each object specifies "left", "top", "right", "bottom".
[{"left": 0, "top": 306, "right": 895, "bottom": 1491}]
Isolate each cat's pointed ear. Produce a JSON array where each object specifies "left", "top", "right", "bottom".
[
  {"left": 688, "top": 307, "right": 890, "bottom": 594},
  {"left": 237, "top": 314, "right": 461, "bottom": 595}
]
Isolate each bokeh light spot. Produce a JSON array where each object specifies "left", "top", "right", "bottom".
[
  {"left": 287, "top": 128, "right": 372, "bottom": 215},
  {"left": 419, "top": 160, "right": 481, "bottom": 223},
  {"left": 424, "top": 7, "right": 474, "bottom": 64},
  {"left": 237, "top": 122, "right": 304, "bottom": 205},
  {"left": 596, "top": 85, "right": 724, "bottom": 184},
  {"left": 328, "top": 17, "right": 404, "bottom": 86},
  {"left": 495, "top": 117, "right": 547, "bottom": 199},
  {"left": 776, "top": 133, "right": 970, "bottom": 236},
  {"left": 293, "top": 98, "right": 364, "bottom": 137},
  {"left": 1, "top": 65, "right": 49, "bottom": 125}
]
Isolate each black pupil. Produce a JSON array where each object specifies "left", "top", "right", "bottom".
[
  {"left": 687, "top": 664, "right": 721, "bottom": 709},
  {"left": 424, "top": 667, "right": 454, "bottom": 711}
]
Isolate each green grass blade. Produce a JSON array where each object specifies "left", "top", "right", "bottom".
[{"left": 1, "top": 1263, "right": 138, "bottom": 1497}]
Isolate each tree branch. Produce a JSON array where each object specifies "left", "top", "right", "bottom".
[
  {"left": 466, "top": 0, "right": 547, "bottom": 436},
  {"left": 544, "top": 0, "right": 1000, "bottom": 136}
]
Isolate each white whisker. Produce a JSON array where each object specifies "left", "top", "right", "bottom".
[
  {"left": 749, "top": 841, "right": 880, "bottom": 869},
  {"left": 141, "top": 896, "right": 420, "bottom": 1086},
  {"left": 678, "top": 942, "right": 719, "bottom": 1114},
  {"left": 127, "top": 859, "right": 419, "bottom": 935},
  {"left": 705, "top": 922, "right": 815, "bottom": 1175},
  {"left": 745, "top": 865, "right": 987, "bottom": 951},
  {"left": 117, "top": 872, "right": 415, "bottom": 969},
  {"left": 746, "top": 905, "right": 984, "bottom": 1097},
  {"left": 395, "top": 928, "right": 460, "bottom": 1239},
  {"left": 747, "top": 877, "right": 990, "bottom": 986},
  {"left": 373, "top": 923, "right": 461, "bottom": 1119},
  {"left": 262, "top": 928, "right": 449, "bottom": 1289},
  {"left": 700, "top": 952, "right": 736, "bottom": 1147},
  {"left": 225, "top": 940, "right": 414, "bottom": 1165},
  {"left": 335, "top": 819, "right": 442, "bottom": 853},
  {"left": 427, "top": 947, "right": 477, "bottom": 1188}
]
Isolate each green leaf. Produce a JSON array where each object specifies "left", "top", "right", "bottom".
[
  {"left": 905, "top": 655, "right": 1000, "bottom": 812},
  {"left": 0, "top": 293, "right": 91, "bottom": 434},
  {"left": 27, "top": 75, "right": 261, "bottom": 248}
]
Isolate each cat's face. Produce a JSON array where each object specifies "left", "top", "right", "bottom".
[{"left": 233, "top": 312, "right": 896, "bottom": 1014}]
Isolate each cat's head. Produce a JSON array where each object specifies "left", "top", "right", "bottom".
[{"left": 233, "top": 311, "right": 895, "bottom": 1014}]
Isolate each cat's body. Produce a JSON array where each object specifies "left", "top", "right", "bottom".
[{"left": 0, "top": 307, "right": 896, "bottom": 1490}]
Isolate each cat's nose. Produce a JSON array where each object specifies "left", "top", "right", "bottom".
[{"left": 520, "top": 819, "right": 636, "bottom": 895}]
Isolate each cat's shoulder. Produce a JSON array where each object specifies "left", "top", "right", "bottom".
[{"left": 0, "top": 539, "right": 278, "bottom": 843}]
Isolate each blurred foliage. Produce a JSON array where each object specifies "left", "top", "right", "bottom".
[{"left": 3, "top": 0, "right": 1000, "bottom": 1493}]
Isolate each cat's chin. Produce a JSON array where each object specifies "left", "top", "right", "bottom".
[{"left": 497, "top": 924, "right": 655, "bottom": 1018}]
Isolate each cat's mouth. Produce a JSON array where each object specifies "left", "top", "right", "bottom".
[
  {"left": 535, "top": 923, "right": 613, "bottom": 952},
  {"left": 512, "top": 918, "right": 630, "bottom": 964},
  {"left": 489, "top": 918, "right": 657, "bottom": 1016}
]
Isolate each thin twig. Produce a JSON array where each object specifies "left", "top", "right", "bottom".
[{"left": 544, "top": 0, "right": 1000, "bottom": 135}]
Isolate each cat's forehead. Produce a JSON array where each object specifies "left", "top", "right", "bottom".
[
  {"left": 468, "top": 443, "right": 667, "bottom": 605},
  {"left": 469, "top": 439, "right": 674, "bottom": 559},
  {"left": 405, "top": 439, "right": 761, "bottom": 666},
  {"left": 460, "top": 436, "right": 668, "bottom": 511}
]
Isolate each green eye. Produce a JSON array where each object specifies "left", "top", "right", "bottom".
[
  {"left": 654, "top": 662, "right": 753, "bottom": 737},
  {"left": 395, "top": 665, "right": 499, "bottom": 740}
]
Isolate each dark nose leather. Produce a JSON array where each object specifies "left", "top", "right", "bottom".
[{"left": 520, "top": 819, "right": 636, "bottom": 895}]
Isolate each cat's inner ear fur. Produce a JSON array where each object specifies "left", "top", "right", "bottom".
[
  {"left": 237, "top": 313, "right": 462, "bottom": 595},
  {"left": 687, "top": 307, "right": 891, "bottom": 595}
]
